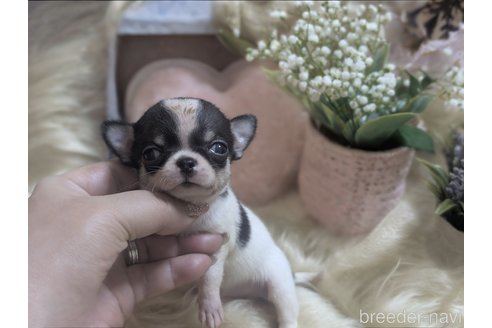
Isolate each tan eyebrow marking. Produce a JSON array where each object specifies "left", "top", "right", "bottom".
[
  {"left": 154, "top": 135, "right": 165, "bottom": 146},
  {"left": 204, "top": 130, "right": 215, "bottom": 143}
]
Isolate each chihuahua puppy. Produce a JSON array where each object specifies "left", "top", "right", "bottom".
[{"left": 102, "top": 98, "right": 298, "bottom": 328}]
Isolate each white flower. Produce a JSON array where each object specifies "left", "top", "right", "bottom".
[
  {"left": 308, "top": 88, "right": 321, "bottom": 101},
  {"left": 308, "top": 33, "right": 320, "bottom": 43},
  {"left": 279, "top": 61, "right": 289, "bottom": 71},
  {"left": 288, "top": 35, "right": 299, "bottom": 44},
  {"left": 382, "top": 73, "right": 397, "bottom": 88},
  {"left": 299, "top": 71, "right": 310, "bottom": 81},
  {"left": 310, "top": 76, "right": 323, "bottom": 87},
  {"left": 339, "top": 39, "right": 349, "bottom": 48},
  {"left": 354, "top": 60, "right": 366, "bottom": 71},
  {"left": 270, "top": 40, "right": 280, "bottom": 52},
  {"left": 364, "top": 103, "right": 377, "bottom": 112},
  {"left": 323, "top": 75, "right": 332, "bottom": 86},
  {"left": 299, "top": 81, "right": 308, "bottom": 91},
  {"left": 357, "top": 96, "right": 368, "bottom": 105},
  {"left": 448, "top": 99, "right": 458, "bottom": 107},
  {"left": 258, "top": 40, "right": 266, "bottom": 50},
  {"left": 347, "top": 32, "right": 357, "bottom": 42},
  {"left": 287, "top": 54, "right": 297, "bottom": 66},
  {"left": 321, "top": 46, "right": 331, "bottom": 55},
  {"left": 330, "top": 67, "right": 340, "bottom": 78},
  {"left": 333, "top": 79, "right": 342, "bottom": 87},
  {"left": 245, "top": 53, "right": 254, "bottom": 62}
]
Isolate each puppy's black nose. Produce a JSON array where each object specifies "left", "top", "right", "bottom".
[{"left": 176, "top": 157, "right": 197, "bottom": 176}]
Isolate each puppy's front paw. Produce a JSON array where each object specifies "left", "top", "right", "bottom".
[{"left": 198, "top": 295, "right": 224, "bottom": 328}]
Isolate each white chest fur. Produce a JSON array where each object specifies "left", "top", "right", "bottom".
[{"left": 182, "top": 188, "right": 299, "bottom": 328}]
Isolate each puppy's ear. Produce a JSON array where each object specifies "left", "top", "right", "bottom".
[
  {"left": 230, "top": 114, "right": 257, "bottom": 160},
  {"left": 101, "top": 121, "right": 134, "bottom": 165}
]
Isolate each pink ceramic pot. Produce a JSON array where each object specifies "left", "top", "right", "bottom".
[{"left": 298, "top": 123, "right": 415, "bottom": 236}]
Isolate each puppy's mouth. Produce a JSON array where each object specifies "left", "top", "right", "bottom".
[{"left": 181, "top": 180, "right": 200, "bottom": 188}]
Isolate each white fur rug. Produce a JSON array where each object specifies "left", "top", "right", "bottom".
[{"left": 29, "top": 3, "right": 463, "bottom": 327}]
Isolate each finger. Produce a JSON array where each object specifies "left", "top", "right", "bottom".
[
  {"left": 129, "top": 254, "right": 212, "bottom": 301},
  {"left": 96, "top": 189, "right": 195, "bottom": 241},
  {"left": 135, "top": 234, "right": 223, "bottom": 263},
  {"left": 63, "top": 161, "right": 139, "bottom": 195}
]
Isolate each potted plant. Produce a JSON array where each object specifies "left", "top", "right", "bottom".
[
  {"left": 243, "top": 1, "right": 438, "bottom": 235},
  {"left": 420, "top": 131, "right": 464, "bottom": 232}
]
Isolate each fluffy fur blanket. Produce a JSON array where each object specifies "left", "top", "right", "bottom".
[{"left": 29, "top": 2, "right": 463, "bottom": 327}]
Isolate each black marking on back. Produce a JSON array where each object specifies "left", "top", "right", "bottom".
[{"left": 237, "top": 203, "right": 251, "bottom": 248}]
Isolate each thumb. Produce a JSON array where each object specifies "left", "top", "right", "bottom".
[{"left": 95, "top": 189, "right": 195, "bottom": 243}]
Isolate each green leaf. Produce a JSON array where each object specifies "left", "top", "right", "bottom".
[
  {"left": 418, "top": 159, "right": 449, "bottom": 190},
  {"left": 435, "top": 199, "right": 457, "bottom": 216},
  {"left": 317, "top": 100, "right": 346, "bottom": 138},
  {"left": 311, "top": 102, "right": 331, "bottom": 128},
  {"left": 404, "top": 95, "right": 434, "bottom": 113},
  {"left": 354, "top": 112, "right": 416, "bottom": 149},
  {"left": 427, "top": 181, "right": 444, "bottom": 199},
  {"left": 393, "top": 124, "right": 435, "bottom": 153},
  {"left": 420, "top": 72, "right": 435, "bottom": 90},
  {"left": 367, "top": 44, "right": 389, "bottom": 73},
  {"left": 408, "top": 72, "right": 421, "bottom": 97},
  {"left": 342, "top": 121, "right": 356, "bottom": 144}
]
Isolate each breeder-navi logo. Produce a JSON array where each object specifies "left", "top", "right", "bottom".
[{"left": 360, "top": 309, "right": 463, "bottom": 325}]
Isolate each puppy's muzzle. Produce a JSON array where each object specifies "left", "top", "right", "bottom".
[{"left": 176, "top": 157, "right": 197, "bottom": 177}]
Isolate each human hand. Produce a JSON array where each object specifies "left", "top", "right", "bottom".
[{"left": 29, "top": 161, "right": 223, "bottom": 327}]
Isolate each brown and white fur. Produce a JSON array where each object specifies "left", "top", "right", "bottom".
[{"left": 102, "top": 97, "right": 298, "bottom": 328}]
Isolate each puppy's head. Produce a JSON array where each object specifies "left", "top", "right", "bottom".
[{"left": 102, "top": 97, "right": 256, "bottom": 203}]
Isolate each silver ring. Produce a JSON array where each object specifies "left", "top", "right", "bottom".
[{"left": 125, "top": 240, "right": 139, "bottom": 266}]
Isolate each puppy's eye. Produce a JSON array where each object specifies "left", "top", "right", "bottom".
[
  {"left": 142, "top": 146, "right": 162, "bottom": 162},
  {"left": 209, "top": 141, "right": 228, "bottom": 155}
]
